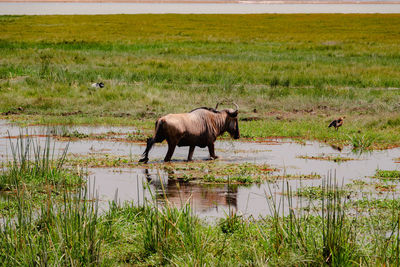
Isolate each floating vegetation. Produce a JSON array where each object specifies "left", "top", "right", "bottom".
[
  {"left": 126, "top": 130, "right": 147, "bottom": 141},
  {"left": 269, "top": 173, "right": 321, "bottom": 180},
  {"left": 350, "top": 179, "right": 368, "bottom": 186},
  {"left": 374, "top": 183, "right": 396, "bottom": 192},
  {"left": 296, "top": 185, "right": 348, "bottom": 200},
  {"left": 54, "top": 129, "right": 147, "bottom": 142},
  {"left": 61, "top": 130, "right": 89, "bottom": 139},
  {"left": 350, "top": 198, "right": 400, "bottom": 211},
  {"left": 298, "top": 154, "right": 356, "bottom": 162},
  {"left": 66, "top": 154, "right": 136, "bottom": 168},
  {"left": 159, "top": 162, "right": 276, "bottom": 184},
  {"left": 202, "top": 174, "right": 262, "bottom": 184},
  {"left": 373, "top": 169, "right": 400, "bottom": 180}
]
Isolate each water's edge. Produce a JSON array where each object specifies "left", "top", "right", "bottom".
[{"left": 2, "top": 2, "right": 400, "bottom": 15}]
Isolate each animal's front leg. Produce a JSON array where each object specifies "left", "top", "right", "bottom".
[
  {"left": 187, "top": 146, "right": 195, "bottom": 161},
  {"left": 164, "top": 141, "right": 177, "bottom": 162},
  {"left": 208, "top": 143, "right": 218, "bottom": 160}
]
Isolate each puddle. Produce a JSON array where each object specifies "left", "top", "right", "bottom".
[
  {"left": 1, "top": 120, "right": 400, "bottom": 219},
  {"left": 88, "top": 167, "right": 303, "bottom": 219}
]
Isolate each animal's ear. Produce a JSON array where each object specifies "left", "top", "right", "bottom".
[{"left": 228, "top": 110, "right": 238, "bottom": 117}]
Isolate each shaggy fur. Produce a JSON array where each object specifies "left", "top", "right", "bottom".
[{"left": 139, "top": 106, "right": 239, "bottom": 163}]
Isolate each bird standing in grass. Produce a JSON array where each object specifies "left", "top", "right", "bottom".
[
  {"left": 328, "top": 116, "right": 345, "bottom": 131},
  {"left": 91, "top": 82, "right": 104, "bottom": 89}
]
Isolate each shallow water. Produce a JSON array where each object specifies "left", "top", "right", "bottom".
[
  {"left": 1, "top": 120, "right": 399, "bottom": 219},
  {"left": 2, "top": 2, "right": 400, "bottom": 15}
]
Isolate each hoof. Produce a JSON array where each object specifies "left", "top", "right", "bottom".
[{"left": 139, "top": 157, "right": 149, "bottom": 163}]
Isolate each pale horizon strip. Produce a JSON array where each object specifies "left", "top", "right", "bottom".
[{"left": 1, "top": 2, "right": 400, "bottom": 15}]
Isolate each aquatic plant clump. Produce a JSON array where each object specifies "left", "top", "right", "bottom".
[
  {"left": 298, "top": 154, "right": 356, "bottom": 162},
  {"left": 295, "top": 185, "right": 348, "bottom": 200},
  {"left": 0, "top": 134, "right": 84, "bottom": 216},
  {"left": 348, "top": 134, "right": 376, "bottom": 151},
  {"left": 0, "top": 186, "right": 102, "bottom": 265},
  {"left": 374, "top": 169, "right": 400, "bottom": 180}
]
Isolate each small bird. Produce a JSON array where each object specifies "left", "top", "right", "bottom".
[
  {"left": 91, "top": 82, "right": 104, "bottom": 88},
  {"left": 328, "top": 116, "right": 345, "bottom": 131}
]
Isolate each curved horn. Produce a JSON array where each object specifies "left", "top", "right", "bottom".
[
  {"left": 215, "top": 103, "right": 219, "bottom": 110},
  {"left": 233, "top": 102, "right": 239, "bottom": 111}
]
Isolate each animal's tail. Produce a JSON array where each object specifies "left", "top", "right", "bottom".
[
  {"left": 328, "top": 121, "right": 335, "bottom": 128},
  {"left": 139, "top": 119, "right": 165, "bottom": 163}
]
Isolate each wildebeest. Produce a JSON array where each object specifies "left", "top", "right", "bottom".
[
  {"left": 328, "top": 116, "right": 345, "bottom": 131},
  {"left": 139, "top": 103, "right": 240, "bottom": 163}
]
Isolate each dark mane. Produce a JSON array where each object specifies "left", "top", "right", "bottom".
[{"left": 190, "top": 107, "right": 220, "bottom": 113}]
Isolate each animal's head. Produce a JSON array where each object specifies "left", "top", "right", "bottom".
[
  {"left": 224, "top": 103, "right": 240, "bottom": 139},
  {"left": 339, "top": 116, "right": 346, "bottom": 121}
]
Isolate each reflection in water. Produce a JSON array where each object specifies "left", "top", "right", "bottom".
[
  {"left": 163, "top": 181, "right": 238, "bottom": 213},
  {"left": 226, "top": 185, "right": 238, "bottom": 211},
  {"left": 146, "top": 168, "right": 238, "bottom": 214},
  {"left": 144, "top": 168, "right": 152, "bottom": 182},
  {"left": 330, "top": 144, "right": 343, "bottom": 152}
]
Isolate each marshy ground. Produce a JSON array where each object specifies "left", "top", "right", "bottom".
[
  {"left": 1, "top": 14, "right": 400, "bottom": 148},
  {"left": 1, "top": 14, "right": 400, "bottom": 265},
  {"left": 1, "top": 122, "right": 399, "bottom": 218}
]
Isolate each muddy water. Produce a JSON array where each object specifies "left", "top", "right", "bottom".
[{"left": 1, "top": 120, "right": 400, "bottom": 219}]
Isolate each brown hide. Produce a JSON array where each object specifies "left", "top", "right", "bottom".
[
  {"left": 139, "top": 107, "right": 239, "bottom": 163},
  {"left": 160, "top": 109, "right": 235, "bottom": 147}
]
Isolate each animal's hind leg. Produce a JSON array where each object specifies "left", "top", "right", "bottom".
[
  {"left": 208, "top": 143, "right": 218, "bottom": 160},
  {"left": 139, "top": 120, "right": 166, "bottom": 163},
  {"left": 139, "top": 137, "right": 155, "bottom": 163},
  {"left": 164, "top": 141, "right": 177, "bottom": 162},
  {"left": 187, "top": 146, "right": 195, "bottom": 161}
]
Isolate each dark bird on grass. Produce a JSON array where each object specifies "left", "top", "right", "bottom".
[
  {"left": 328, "top": 116, "right": 345, "bottom": 131},
  {"left": 91, "top": 82, "right": 104, "bottom": 88}
]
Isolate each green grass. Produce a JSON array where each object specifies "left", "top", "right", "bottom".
[
  {"left": 0, "top": 185, "right": 102, "bottom": 265},
  {"left": 2, "top": 160, "right": 400, "bottom": 266},
  {"left": 202, "top": 174, "right": 261, "bottom": 184},
  {"left": 351, "top": 198, "right": 400, "bottom": 210},
  {"left": 0, "top": 135, "right": 99, "bottom": 265},
  {"left": 97, "top": 183, "right": 400, "bottom": 265},
  {"left": 0, "top": 133, "right": 84, "bottom": 216},
  {"left": 295, "top": 185, "right": 348, "bottom": 200},
  {"left": 298, "top": 154, "right": 356, "bottom": 162},
  {"left": 374, "top": 169, "right": 400, "bottom": 180},
  {"left": 0, "top": 14, "right": 400, "bottom": 148}
]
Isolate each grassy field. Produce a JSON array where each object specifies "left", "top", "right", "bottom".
[
  {"left": 2, "top": 14, "right": 400, "bottom": 265},
  {"left": 1, "top": 14, "right": 400, "bottom": 149}
]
